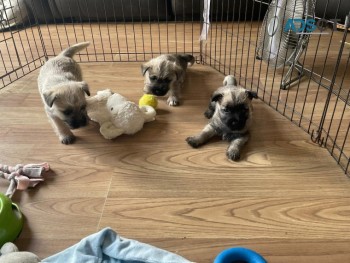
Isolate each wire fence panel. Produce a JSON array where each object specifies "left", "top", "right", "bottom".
[
  {"left": 0, "top": 0, "right": 349, "bottom": 175},
  {"left": 202, "top": 0, "right": 349, "bottom": 176},
  {"left": 0, "top": 0, "right": 46, "bottom": 89}
]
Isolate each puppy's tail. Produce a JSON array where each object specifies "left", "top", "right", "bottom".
[
  {"left": 59, "top": 42, "right": 90, "bottom": 58},
  {"left": 177, "top": 54, "right": 195, "bottom": 67},
  {"left": 223, "top": 75, "right": 237, "bottom": 86}
]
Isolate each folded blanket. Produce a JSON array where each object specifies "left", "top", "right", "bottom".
[{"left": 43, "top": 228, "right": 193, "bottom": 263}]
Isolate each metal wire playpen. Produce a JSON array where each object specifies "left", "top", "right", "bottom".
[{"left": 0, "top": 0, "right": 349, "bottom": 175}]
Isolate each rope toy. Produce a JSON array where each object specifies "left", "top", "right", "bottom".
[
  {"left": 0, "top": 162, "right": 49, "bottom": 246},
  {"left": 0, "top": 162, "right": 49, "bottom": 198}
]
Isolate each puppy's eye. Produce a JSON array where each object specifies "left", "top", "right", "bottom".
[
  {"left": 222, "top": 107, "right": 230, "bottom": 113},
  {"left": 63, "top": 109, "right": 73, "bottom": 115},
  {"left": 164, "top": 78, "right": 171, "bottom": 83},
  {"left": 110, "top": 107, "right": 113, "bottom": 111},
  {"left": 150, "top": 76, "right": 157, "bottom": 81}
]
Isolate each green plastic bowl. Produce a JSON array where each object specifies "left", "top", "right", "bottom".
[{"left": 0, "top": 193, "right": 24, "bottom": 246}]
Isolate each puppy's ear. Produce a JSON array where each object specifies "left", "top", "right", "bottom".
[
  {"left": 141, "top": 64, "right": 150, "bottom": 76},
  {"left": 43, "top": 90, "right": 56, "bottom": 108},
  {"left": 246, "top": 90, "right": 258, "bottom": 100},
  {"left": 79, "top": 81, "right": 90, "bottom": 96},
  {"left": 211, "top": 91, "right": 224, "bottom": 103}
]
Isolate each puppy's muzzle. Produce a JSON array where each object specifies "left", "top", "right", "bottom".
[
  {"left": 227, "top": 116, "right": 247, "bottom": 130},
  {"left": 150, "top": 85, "right": 169, "bottom": 96},
  {"left": 66, "top": 115, "right": 88, "bottom": 129}
]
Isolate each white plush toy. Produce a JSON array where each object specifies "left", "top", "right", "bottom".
[{"left": 87, "top": 89, "right": 156, "bottom": 139}]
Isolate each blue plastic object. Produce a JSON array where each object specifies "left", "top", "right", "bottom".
[{"left": 214, "top": 247, "right": 267, "bottom": 263}]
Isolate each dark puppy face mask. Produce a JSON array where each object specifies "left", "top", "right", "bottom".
[
  {"left": 186, "top": 75, "right": 257, "bottom": 161},
  {"left": 141, "top": 58, "right": 179, "bottom": 97},
  {"left": 218, "top": 102, "right": 250, "bottom": 130},
  {"left": 210, "top": 86, "right": 258, "bottom": 132},
  {"left": 144, "top": 70, "right": 174, "bottom": 96}
]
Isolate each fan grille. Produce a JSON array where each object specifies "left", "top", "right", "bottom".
[{"left": 257, "top": 0, "right": 315, "bottom": 68}]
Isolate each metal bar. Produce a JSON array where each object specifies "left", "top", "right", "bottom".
[
  {"left": 234, "top": 0, "right": 242, "bottom": 76},
  {"left": 311, "top": 1, "right": 345, "bottom": 144},
  {"left": 145, "top": 0, "right": 151, "bottom": 59},
  {"left": 111, "top": 0, "right": 122, "bottom": 61},
  {"left": 103, "top": 0, "right": 113, "bottom": 61},
  {"left": 83, "top": 0, "right": 97, "bottom": 60},
  {"left": 227, "top": 0, "right": 237, "bottom": 75},
  {"left": 330, "top": 52, "right": 350, "bottom": 156},
  {"left": 307, "top": 0, "right": 333, "bottom": 133}
]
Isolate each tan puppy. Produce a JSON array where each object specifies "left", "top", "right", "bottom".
[
  {"left": 38, "top": 42, "right": 90, "bottom": 144},
  {"left": 186, "top": 75, "right": 258, "bottom": 161},
  {"left": 141, "top": 54, "right": 195, "bottom": 106}
]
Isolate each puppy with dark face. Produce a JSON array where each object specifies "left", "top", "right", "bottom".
[
  {"left": 141, "top": 54, "right": 195, "bottom": 106},
  {"left": 38, "top": 42, "right": 90, "bottom": 144},
  {"left": 186, "top": 75, "right": 258, "bottom": 161}
]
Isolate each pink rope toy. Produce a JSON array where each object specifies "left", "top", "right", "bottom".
[{"left": 0, "top": 163, "right": 49, "bottom": 198}]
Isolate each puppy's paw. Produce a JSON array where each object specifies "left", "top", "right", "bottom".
[
  {"left": 60, "top": 134, "right": 76, "bottom": 145},
  {"left": 167, "top": 96, "right": 179, "bottom": 106},
  {"left": 186, "top": 136, "right": 201, "bottom": 148},
  {"left": 226, "top": 149, "right": 241, "bottom": 161}
]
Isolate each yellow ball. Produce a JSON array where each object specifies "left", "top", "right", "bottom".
[{"left": 139, "top": 94, "right": 158, "bottom": 109}]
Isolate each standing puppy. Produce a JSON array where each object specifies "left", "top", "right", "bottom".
[
  {"left": 38, "top": 42, "right": 90, "bottom": 144},
  {"left": 186, "top": 75, "right": 258, "bottom": 161},
  {"left": 141, "top": 54, "right": 195, "bottom": 106}
]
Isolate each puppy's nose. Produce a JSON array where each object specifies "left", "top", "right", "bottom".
[
  {"left": 70, "top": 121, "right": 80, "bottom": 129},
  {"left": 80, "top": 116, "right": 88, "bottom": 127},
  {"left": 70, "top": 116, "right": 88, "bottom": 129},
  {"left": 231, "top": 120, "right": 238, "bottom": 127},
  {"left": 151, "top": 86, "right": 168, "bottom": 96}
]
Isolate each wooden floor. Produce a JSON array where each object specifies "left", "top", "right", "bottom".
[{"left": 0, "top": 62, "right": 350, "bottom": 262}]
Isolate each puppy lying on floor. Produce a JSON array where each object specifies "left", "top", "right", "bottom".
[
  {"left": 141, "top": 54, "right": 195, "bottom": 106},
  {"left": 186, "top": 75, "right": 258, "bottom": 161},
  {"left": 38, "top": 42, "right": 90, "bottom": 145}
]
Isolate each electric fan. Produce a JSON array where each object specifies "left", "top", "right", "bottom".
[{"left": 256, "top": 0, "right": 315, "bottom": 89}]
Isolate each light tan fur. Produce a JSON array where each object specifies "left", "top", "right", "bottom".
[
  {"left": 141, "top": 54, "right": 195, "bottom": 106},
  {"left": 186, "top": 75, "right": 257, "bottom": 161},
  {"left": 38, "top": 42, "right": 90, "bottom": 144}
]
